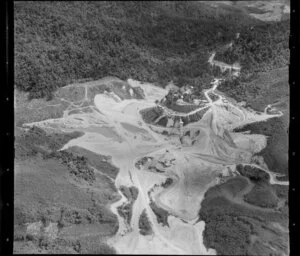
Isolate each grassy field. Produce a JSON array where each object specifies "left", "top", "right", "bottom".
[
  {"left": 14, "top": 89, "right": 68, "bottom": 127},
  {"left": 14, "top": 157, "right": 120, "bottom": 254},
  {"left": 14, "top": 127, "right": 121, "bottom": 254},
  {"left": 14, "top": 76, "right": 146, "bottom": 127},
  {"left": 244, "top": 68, "right": 289, "bottom": 111}
]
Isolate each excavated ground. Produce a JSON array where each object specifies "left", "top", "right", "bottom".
[{"left": 17, "top": 67, "right": 287, "bottom": 254}]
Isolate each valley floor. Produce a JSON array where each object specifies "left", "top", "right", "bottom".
[{"left": 15, "top": 68, "right": 288, "bottom": 254}]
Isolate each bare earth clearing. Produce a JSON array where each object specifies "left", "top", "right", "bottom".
[{"left": 19, "top": 52, "right": 288, "bottom": 253}]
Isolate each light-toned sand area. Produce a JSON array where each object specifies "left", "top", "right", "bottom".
[{"left": 22, "top": 52, "right": 287, "bottom": 254}]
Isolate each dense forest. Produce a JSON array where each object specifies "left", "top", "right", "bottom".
[
  {"left": 217, "top": 66, "right": 289, "bottom": 111},
  {"left": 199, "top": 174, "right": 289, "bottom": 255},
  {"left": 15, "top": 1, "right": 263, "bottom": 99},
  {"left": 234, "top": 115, "right": 288, "bottom": 175},
  {"left": 214, "top": 20, "right": 289, "bottom": 75}
]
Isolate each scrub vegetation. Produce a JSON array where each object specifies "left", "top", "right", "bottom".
[
  {"left": 234, "top": 114, "right": 289, "bottom": 175},
  {"left": 138, "top": 210, "right": 153, "bottom": 236},
  {"left": 15, "top": 126, "right": 83, "bottom": 159},
  {"left": 67, "top": 146, "right": 119, "bottom": 179},
  {"left": 149, "top": 201, "right": 170, "bottom": 227},
  {"left": 236, "top": 164, "right": 270, "bottom": 183},
  {"left": 117, "top": 186, "right": 139, "bottom": 225},
  {"left": 14, "top": 126, "right": 121, "bottom": 254}
]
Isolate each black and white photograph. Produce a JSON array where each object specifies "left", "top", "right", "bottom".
[{"left": 11, "top": 0, "right": 293, "bottom": 255}]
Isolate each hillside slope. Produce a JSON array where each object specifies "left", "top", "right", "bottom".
[
  {"left": 14, "top": 1, "right": 290, "bottom": 255},
  {"left": 15, "top": 1, "right": 262, "bottom": 99},
  {"left": 14, "top": 126, "right": 121, "bottom": 254}
]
